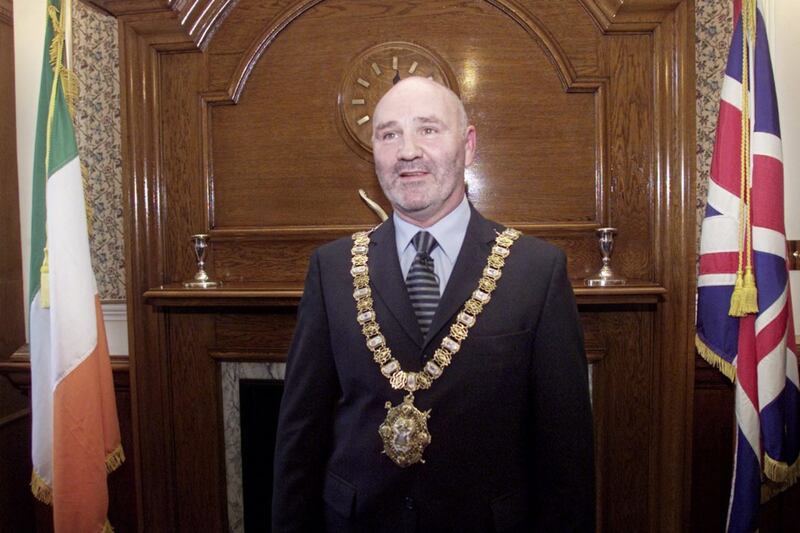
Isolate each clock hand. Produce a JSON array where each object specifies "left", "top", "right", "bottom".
[{"left": 393, "top": 69, "right": 401, "bottom": 85}]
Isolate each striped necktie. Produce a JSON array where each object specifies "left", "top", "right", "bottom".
[{"left": 406, "top": 231, "right": 441, "bottom": 335}]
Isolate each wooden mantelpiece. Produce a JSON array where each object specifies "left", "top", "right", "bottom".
[
  {"left": 87, "top": 0, "right": 696, "bottom": 531},
  {"left": 144, "top": 282, "right": 668, "bottom": 307}
]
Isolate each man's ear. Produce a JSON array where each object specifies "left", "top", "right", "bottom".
[{"left": 464, "top": 125, "right": 477, "bottom": 167}]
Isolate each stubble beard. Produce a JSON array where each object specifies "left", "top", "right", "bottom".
[{"left": 377, "top": 157, "right": 465, "bottom": 218}]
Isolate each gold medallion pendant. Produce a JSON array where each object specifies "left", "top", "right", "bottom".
[{"left": 379, "top": 394, "right": 431, "bottom": 467}]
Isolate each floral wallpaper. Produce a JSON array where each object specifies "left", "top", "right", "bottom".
[
  {"left": 71, "top": 1, "right": 125, "bottom": 300},
  {"left": 696, "top": 0, "right": 733, "bottom": 253},
  {"left": 68, "top": 1, "right": 730, "bottom": 300}
]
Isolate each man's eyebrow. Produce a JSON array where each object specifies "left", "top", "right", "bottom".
[
  {"left": 373, "top": 120, "right": 398, "bottom": 132},
  {"left": 415, "top": 115, "right": 444, "bottom": 125}
]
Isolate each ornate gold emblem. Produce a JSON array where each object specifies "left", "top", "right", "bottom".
[
  {"left": 379, "top": 394, "right": 431, "bottom": 467},
  {"left": 351, "top": 227, "right": 521, "bottom": 466}
]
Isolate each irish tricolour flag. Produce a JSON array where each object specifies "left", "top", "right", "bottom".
[{"left": 29, "top": 1, "right": 123, "bottom": 531}]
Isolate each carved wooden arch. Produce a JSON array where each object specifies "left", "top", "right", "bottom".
[
  {"left": 196, "top": 0, "right": 611, "bottom": 238},
  {"left": 148, "top": 0, "right": 686, "bottom": 51},
  {"left": 222, "top": 0, "right": 602, "bottom": 103}
]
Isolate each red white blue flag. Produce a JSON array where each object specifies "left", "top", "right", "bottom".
[{"left": 696, "top": 1, "right": 799, "bottom": 531}]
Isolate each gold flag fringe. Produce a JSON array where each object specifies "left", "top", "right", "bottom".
[
  {"left": 761, "top": 457, "right": 800, "bottom": 503},
  {"left": 47, "top": 4, "right": 79, "bottom": 117},
  {"left": 695, "top": 336, "right": 736, "bottom": 383},
  {"left": 30, "top": 470, "right": 52, "bottom": 505},
  {"left": 29, "top": 445, "right": 125, "bottom": 505},
  {"left": 106, "top": 444, "right": 125, "bottom": 474},
  {"left": 30, "top": 451, "right": 124, "bottom": 533},
  {"left": 764, "top": 453, "right": 800, "bottom": 485}
]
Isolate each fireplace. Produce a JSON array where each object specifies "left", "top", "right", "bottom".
[{"left": 221, "top": 362, "right": 285, "bottom": 533}]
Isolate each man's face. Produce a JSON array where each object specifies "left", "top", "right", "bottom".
[{"left": 372, "top": 78, "right": 476, "bottom": 226}]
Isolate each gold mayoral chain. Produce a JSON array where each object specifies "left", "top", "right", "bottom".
[{"left": 350, "top": 227, "right": 521, "bottom": 467}]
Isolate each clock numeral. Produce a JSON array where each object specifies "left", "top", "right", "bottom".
[
  {"left": 357, "top": 78, "right": 370, "bottom": 88},
  {"left": 392, "top": 56, "right": 398, "bottom": 70},
  {"left": 408, "top": 61, "right": 418, "bottom": 74},
  {"left": 352, "top": 99, "right": 366, "bottom": 105},
  {"left": 357, "top": 115, "right": 370, "bottom": 126},
  {"left": 371, "top": 63, "right": 382, "bottom": 76}
]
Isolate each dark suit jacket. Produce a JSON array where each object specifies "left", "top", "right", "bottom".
[{"left": 273, "top": 206, "right": 594, "bottom": 532}]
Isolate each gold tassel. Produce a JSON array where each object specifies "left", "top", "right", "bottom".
[
  {"left": 696, "top": 336, "right": 737, "bottom": 382},
  {"left": 105, "top": 444, "right": 126, "bottom": 473},
  {"left": 728, "top": 270, "right": 745, "bottom": 317},
  {"left": 30, "top": 470, "right": 52, "bottom": 505},
  {"left": 40, "top": 247, "right": 51, "bottom": 309},
  {"left": 101, "top": 519, "right": 115, "bottom": 533},
  {"left": 739, "top": 265, "right": 759, "bottom": 314}
]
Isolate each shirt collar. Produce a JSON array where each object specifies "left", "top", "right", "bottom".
[{"left": 394, "top": 196, "right": 471, "bottom": 261}]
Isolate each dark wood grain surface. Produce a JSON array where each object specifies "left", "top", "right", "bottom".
[{"left": 0, "top": 0, "right": 24, "bottom": 364}]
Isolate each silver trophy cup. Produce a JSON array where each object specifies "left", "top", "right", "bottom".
[
  {"left": 585, "top": 227, "right": 626, "bottom": 287},
  {"left": 184, "top": 234, "right": 220, "bottom": 288}
]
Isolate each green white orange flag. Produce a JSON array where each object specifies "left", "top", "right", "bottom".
[{"left": 29, "top": 1, "right": 124, "bottom": 531}]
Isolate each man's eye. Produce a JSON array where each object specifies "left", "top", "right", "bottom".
[
  {"left": 422, "top": 127, "right": 436, "bottom": 135},
  {"left": 382, "top": 132, "right": 397, "bottom": 140}
]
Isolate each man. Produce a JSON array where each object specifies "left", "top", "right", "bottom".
[{"left": 273, "top": 77, "right": 594, "bottom": 532}]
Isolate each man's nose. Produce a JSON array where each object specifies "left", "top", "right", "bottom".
[{"left": 398, "top": 135, "right": 422, "bottom": 160}]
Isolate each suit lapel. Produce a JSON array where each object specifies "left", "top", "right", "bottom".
[
  {"left": 423, "top": 206, "right": 502, "bottom": 352},
  {"left": 368, "top": 219, "right": 425, "bottom": 347}
]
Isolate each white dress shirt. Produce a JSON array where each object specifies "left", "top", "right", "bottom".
[{"left": 394, "top": 196, "right": 471, "bottom": 294}]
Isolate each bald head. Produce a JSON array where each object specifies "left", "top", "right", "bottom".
[
  {"left": 373, "top": 77, "right": 469, "bottom": 140},
  {"left": 370, "top": 75, "right": 477, "bottom": 227}
]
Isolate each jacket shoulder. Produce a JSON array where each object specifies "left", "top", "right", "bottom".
[
  {"left": 481, "top": 215, "right": 565, "bottom": 265},
  {"left": 512, "top": 233, "right": 565, "bottom": 263}
]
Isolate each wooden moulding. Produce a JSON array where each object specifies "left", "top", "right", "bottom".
[
  {"left": 0, "top": 345, "right": 131, "bottom": 392},
  {"left": 143, "top": 281, "right": 667, "bottom": 307}
]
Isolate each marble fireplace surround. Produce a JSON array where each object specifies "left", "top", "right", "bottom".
[{"left": 221, "top": 362, "right": 286, "bottom": 533}]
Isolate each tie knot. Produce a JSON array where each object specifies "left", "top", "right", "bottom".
[{"left": 411, "top": 231, "right": 438, "bottom": 255}]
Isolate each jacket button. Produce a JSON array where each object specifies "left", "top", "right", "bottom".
[{"left": 404, "top": 496, "right": 415, "bottom": 510}]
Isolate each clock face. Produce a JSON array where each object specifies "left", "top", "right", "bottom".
[{"left": 338, "top": 41, "right": 459, "bottom": 156}]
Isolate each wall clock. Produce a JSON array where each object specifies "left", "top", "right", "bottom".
[{"left": 338, "top": 41, "right": 459, "bottom": 157}]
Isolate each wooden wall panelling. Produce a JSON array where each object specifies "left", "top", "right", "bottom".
[
  {"left": 690, "top": 356, "right": 734, "bottom": 532},
  {"left": 0, "top": 2, "right": 34, "bottom": 529},
  {"left": 587, "top": 305, "right": 656, "bottom": 532},
  {"left": 0, "top": 408, "right": 36, "bottom": 532},
  {"left": 116, "top": 11, "right": 197, "bottom": 530},
  {"left": 0, "top": 0, "right": 25, "bottom": 362},
  {"left": 206, "top": 0, "right": 600, "bottom": 233},
  {"left": 88, "top": 0, "right": 698, "bottom": 530},
  {"left": 166, "top": 310, "right": 225, "bottom": 531},
  {"left": 650, "top": 3, "right": 697, "bottom": 531},
  {"left": 602, "top": 32, "right": 654, "bottom": 282}
]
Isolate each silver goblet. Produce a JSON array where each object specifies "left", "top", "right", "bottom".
[
  {"left": 183, "top": 233, "right": 220, "bottom": 288},
  {"left": 585, "top": 227, "right": 626, "bottom": 287}
]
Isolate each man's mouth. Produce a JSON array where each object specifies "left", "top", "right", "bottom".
[{"left": 398, "top": 170, "right": 429, "bottom": 178}]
